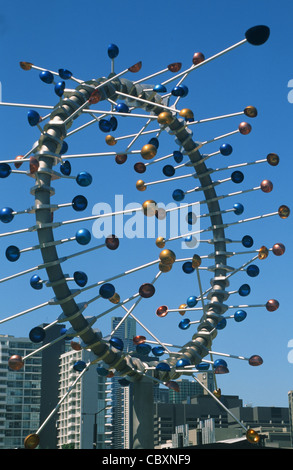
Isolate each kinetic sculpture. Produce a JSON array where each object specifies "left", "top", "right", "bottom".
[{"left": 0, "top": 25, "right": 289, "bottom": 449}]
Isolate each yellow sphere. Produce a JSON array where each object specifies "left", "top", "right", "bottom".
[
  {"left": 192, "top": 254, "right": 201, "bottom": 268},
  {"left": 157, "top": 111, "right": 174, "bottom": 125},
  {"left": 178, "top": 304, "right": 187, "bottom": 315},
  {"left": 136, "top": 180, "right": 146, "bottom": 191},
  {"left": 159, "top": 249, "right": 176, "bottom": 265},
  {"left": 179, "top": 108, "right": 194, "bottom": 120},
  {"left": 109, "top": 293, "right": 121, "bottom": 304},
  {"left": 141, "top": 144, "right": 157, "bottom": 160},
  {"left": 213, "top": 388, "right": 221, "bottom": 398},
  {"left": 244, "top": 105, "right": 257, "bottom": 118},
  {"left": 142, "top": 200, "right": 157, "bottom": 216},
  {"left": 156, "top": 236, "right": 166, "bottom": 248},
  {"left": 105, "top": 135, "right": 117, "bottom": 146},
  {"left": 246, "top": 429, "right": 260, "bottom": 444},
  {"left": 258, "top": 245, "right": 269, "bottom": 260},
  {"left": 159, "top": 262, "right": 172, "bottom": 273},
  {"left": 24, "top": 433, "right": 40, "bottom": 449}
]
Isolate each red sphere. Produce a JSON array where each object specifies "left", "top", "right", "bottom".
[
  {"left": 272, "top": 243, "right": 285, "bottom": 256},
  {"left": 156, "top": 305, "right": 168, "bottom": 317},
  {"left": 133, "top": 335, "right": 146, "bottom": 345},
  {"left": 248, "top": 355, "right": 263, "bottom": 366},
  {"left": 238, "top": 122, "right": 252, "bottom": 135},
  {"left": 115, "top": 154, "right": 127, "bottom": 165},
  {"left": 8, "top": 355, "right": 24, "bottom": 371},
  {"left": 192, "top": 52, "right": 205, "bottom": 65},
  {"left": 260, "top": 179, "right": 273, "bottom": 193},
  {"left": 266, "top": 299, "right": 279, "bottom": 312}
]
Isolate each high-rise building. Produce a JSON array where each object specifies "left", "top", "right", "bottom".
[
  {"left": 0, "top": 334, "right": 42, "bottom": 449},
  {"left": 56, "top": 347, "right": 107, "bottom": 449}
]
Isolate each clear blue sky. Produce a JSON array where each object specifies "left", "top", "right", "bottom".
[{"left": 0, "top": 0, "right": 292, "bottom": 408}]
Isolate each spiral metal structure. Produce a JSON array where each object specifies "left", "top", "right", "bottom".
[{"left": 2, "top": 25, "right": 289, "bottom": 449}]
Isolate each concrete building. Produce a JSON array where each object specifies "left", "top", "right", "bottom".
[{"left": 56, "top": 347, "right": 107, "bottom": 449}]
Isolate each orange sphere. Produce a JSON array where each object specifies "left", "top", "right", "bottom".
[
  {"left": 213, "top": 388, "right": 221, "bottom": 398},
  {"left": 244, "top": 106, "right": 257, "bottom": 118},
  {"left": 24, "top": 433, "right": 40, "bottom": 449},
  {"left": 157, "top": 111, "right": 174, "bottom": 125},
  {"left": 258, "top": 246, "right": 269, "bottom": 260},
  {"left": 156, "top": 237, "right": 166, "bottom": 248},
  {"left": 159, "top": 262, "right": 172, "bottom": 273},
  {"left": 192, "top": 254, "right": 201, "bottom": 268},
  {"left": 179, "top": 108, "right": 194, "bottom": 120},
  {"left": 128, "top": 61, "right": 142, "bottom": 73},
  {"left": 14, "top": 155, "right": 24, "bottom": 169},
  {"left": 168, "top": 62, "right": 182, "bottom": 73},
  {"left": 141, "top": 144, "right": 157, "bottom": 160},
  {"left": 178, "top": 304, "right": 187, "bottom": 315},
  {"left": 278, "top": 205, "right": 290, "bottom": 219},
  {"left": 109, "top": 293, "right": 120, "bottom": 304},
  {"left": 159, "top": 249, "right": 176, "bottom": 265},
  {"left": 105, "top": 135, "right": 117, "bottom": 146},
  {"left": 246, "top": 429, "right": 260, "bottom": 444},
  {"left": 142, "top": 200, "right": 157, "bottom": 216},
  {"left": 136, "top": 180, "right": 146, "bottom": 191}
]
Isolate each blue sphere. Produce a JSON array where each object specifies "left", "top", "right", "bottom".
[
  {"left": 182, "top": 262, "right": 195, "bottom": 274},
  {"left": 153, "top": 84, "right": 167, "bottom": 93},
  {"left": 148, "top": 137, "right": 159, "bottom": 149},
  {"left": 76, "top": 171, "right": 92, "bottom": 187},
  {"left": 39, "top": 70, "right": 54, "bottom": 84},
  {"left": 96, "top": 367, "right": 109, "bottom": 376},
  {"left": 220, "top": 143, "right": 233, "bottom": 156},
  {"left": 99, "top": 119, "right": 112, "bottom": 133},
  {"left": 60, "top": 141, "right": 69, "bottom": 155},
  {"left": 238, "top": 284, "right": 251, "bottom": 296},
  {"left": 72, "top": 195, "right": 88, "bottom": 211},
  {"left": 171, "top": 85, "right": 188, "bottom": 97},
  {"left": 231, "top": 171, "right": 244, "bottom": 184},
  {"left": 0, "top": 207, "right": 14, "bottom": 223},
  {"left": 29, "top": 326, "right": 46, "bottom": 343},
  {"left": 172, "top": 189, "right": 185, "bottom": 201},
  {"left": 196, "top": 363, "right": 210, "bottom": 371},
  {"left": 242, "top": 235, "right": 254, "bottom": 248},
  {"left": 178, "top": 318, "right": 190, "bottom": 330},
  {"left": 152, "top": 346, "right": 165, "bottom": 356},
  {"left": 247, "top": 264, "right": 260, "bottom": 277},
  {"left": 187, "top": 296, "right": 197, "bottom": 307},
  {"left": 54, "top": 81, "right": 65, "bottom": 97},
  {"left": 58, "top": 69, "right": 72, "bottom": 80},
  {"left": 75, "top": 228, "right": 91, "bottom": 245},
  {"left": 234, "top": 309, "right": 247, "bottom": 322},
  {"left": 136, "top": 343, "right": 152, "bottom": 355},
  {"left": 163, "top": 165, "right": 175, "bottom": 177},
  {"left": 0, "top": 164, "right": 11, "bottom": 178},
  {"left": 214, "top": 359, "right": 227, "bottom": 368},
  {"left": 115, "top": 102, "right": 129, "bottom": 113},
  {"left": 216, "top": 317, "right": 227, "bottom": 330},
  {"left": 6, "top": 245, "right": 20, "bottom": 262},
  {"left": 176, "top": 358, "right": 191, "bottom": 368},
  {"left": 233, "top": 203, "right": 244, "bottom": 215},
  {"left": 27, "top": 110, "right": 41, "bottom": 127},
  {"left": 73, "top": 271, "right": 88, "bottom": 287},
  {"left": 156, "top": 362, "right": 171, "bottom": 372},
  {"left": 60, "top": 160, "right": 71, "bottom": 176},
  {"left": 73, "top": 360, "right": 87, "bottom": 372},
  {"left": 30, "top": 274, "right": 43, "bottom": 290},
  {"left": 110, "top": 116, "right": 118, "bottom": 131},
  {"left": 109, "top": 337, "right": 124, "bottom": 351},
  {"left": 99, "top": 283, "right": 115, "bottom": 299},
  {"left": 173, "top": 151, "right": 183, "bottom": 163},
  {"left": 118, "top": 378, "right": 130, "bottom": 387},
  {"left": 187, "top": 211, "right": 197, "bottom": 225},
  {"left": 108, "top": 44, "right": 119, "bottom": 59}
]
